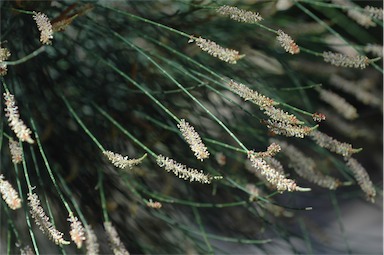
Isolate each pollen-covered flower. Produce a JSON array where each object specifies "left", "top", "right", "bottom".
[
  {"left": 177, "top": 119, "right": 209, "bottom": 161},
  {"left": 318, "top": 88, "right": 358, "bottom": 120},
  {"left": 0, "top": 174, "right": 21, "bottom": 210},
  {"left": 3, "top": 92, "right": 34, "bottom": 144},
  {"left": 216, "top": 5, "right": 263, "bottom": 23},
  {"left": 9, "top": 139, "right": 23, "bottom": 164},
  {"left": 276, "top": 30, "right": 300, "bottom": 54},
  {"left": 323, "top": 51, "right": 369, "bottom": 69},
  {"left": 68, "top": 213, "right": 86, "bottom": 249},
  {"left": 103, "top": 151, "right": 147, "bottom": 169},
  {"left": 156, "top": 155, "right": 221, "bottom": 184},
  {"left": 189, "top": 36, "right": 244, "bottom": 64},
  {"left": 310, "top": 130, "right": 360, "bottom": 157},
  {"left": 345, "top": 157, "right": 376, "bottom": 203},
  {"left": 27, "top": 192, "right": 70, "bottom": 245},
  {"left": 33, "top": 11, "right": 53, "bottom": 45},
  {"left": 104, "top": 222, "right": 130, "bottom": 255}
]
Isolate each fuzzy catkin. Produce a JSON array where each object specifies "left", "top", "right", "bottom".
[
  {"left": 189, "top": 36, "right": 244, "bottom": 64},
  {"left": 68, "top": 213, "right": 86, "bottom": 249},
  {"left": 156, "top": 155, "right": 221, "bottom": 184},
  {"left": 345, "top": 157, "right": 376, "bottom": 203},
  {"left": 32, "top": 12, "right": 53, "bottom": 45},
  {"left": 85, "top": 226, "right": 99, "bottom": 255},
  {"left": 276, "top": 30, "right": 300, "bottom": 54},
  {"left": 318, "top": 88, "right": 358, "bottom": 120},
  {"left": 0, "top": 175, "right": 21, "bottom": 210},
  {"left": 247, "top": 151, "right": 309, "bottom": 192},
  {"left": 276, "top": 140, "right": 340, "bottom": 189},
  {"left": 103, "top": 151, "right": 146, "bottom": 169},
  {"left": 104, "top": 222, "right": 130, "bottom": 255},
  {"left": 216, "top": 5, "right": 263, "bottom": 23},
  {"left": 27, "top": 192, "right": 70, "bottom": 245},
  {"left": 177, "top": 119, "right": 209, "bottom": 161},
  {"left": 3, "top": 92, "right": 34, "bottom": 144},
  {"left": 323, "top": 51, "right": 369, "bottom": 69},
  {"left": 310, "top": 130, "right": 360, "bottom": 157},
  {"left": 9, "top": 139, "right": 23, "bottom": 164}
]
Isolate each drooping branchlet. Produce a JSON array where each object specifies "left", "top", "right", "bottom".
[{"left": 177, "top": 119, "right": 209, "bottom": 161}]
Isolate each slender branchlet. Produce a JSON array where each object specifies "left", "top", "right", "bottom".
[
  {"left": 9, "top": 139, "right": 23, "bottom": 164},
  {"left": 216, "top": 5, "right": 263, "bottom": 23},
  {"left": 85, "top": 225, "right": 99, "bottom": 255},
  {"left": 310, "top": 130, "right": 361, "bottom": 157},
  {"left": 147, "top": 199, "right": 162, "bottom": 209},
  {"left": 156, "top": 155, "right": 221, "bottom": 184},
  {"left": 247, "top": 150, "right": 309, "bottom": 192},
  {"left": 345, "top": 157, "right": 376, "bottom": 203},
  {"left": 318, "top": 88, "right": 358, "bottom": 120},
  {"left": 103, "top": 151, "right": 147, "bottom": 170},
  {"left": 276, "top": 140, "right": 340, "bottom": 189},
  {"left": 0, "top": 174, "right": 21, "bottom": 210},
  {"left": 276, "top": 30, "right": 300, "bottom": 54},
  {"left": 3, "top": 92, "right": 34, "bottom": 144},
  {"left": 68, "top": 213, "right": 86, "bottom": 249},
  {"left": 329, "top": 74, "right": 382, "bottom": 108},
  {"left": 226, "top": 79, "right": 278, "bottom": 108},
  {"left": 104, "top": 222, "right": 130, "bottom": 255},
  {"left": 27, "top": 192, "right": 70, "bottom": 245},
  {"left": 0, "top": 46, "right": 10, "bottom": 76},
  {"left": 265, "top": 119, "right": 314, "bottom": 138},
  {"left": 189, "top": 36, "right": 244, "bottom": 64},
  {"left": 323, "top": 51, "right": 369, "bottom": 69},
  {"left": 32, "top": 11, "right": 53, "bottom": 45},
  {"left": 177, "top": 119, "right": 209, "bottom": 161},
  {"left": 364, "top": 6, "right": 383, "bottom": 20}
]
